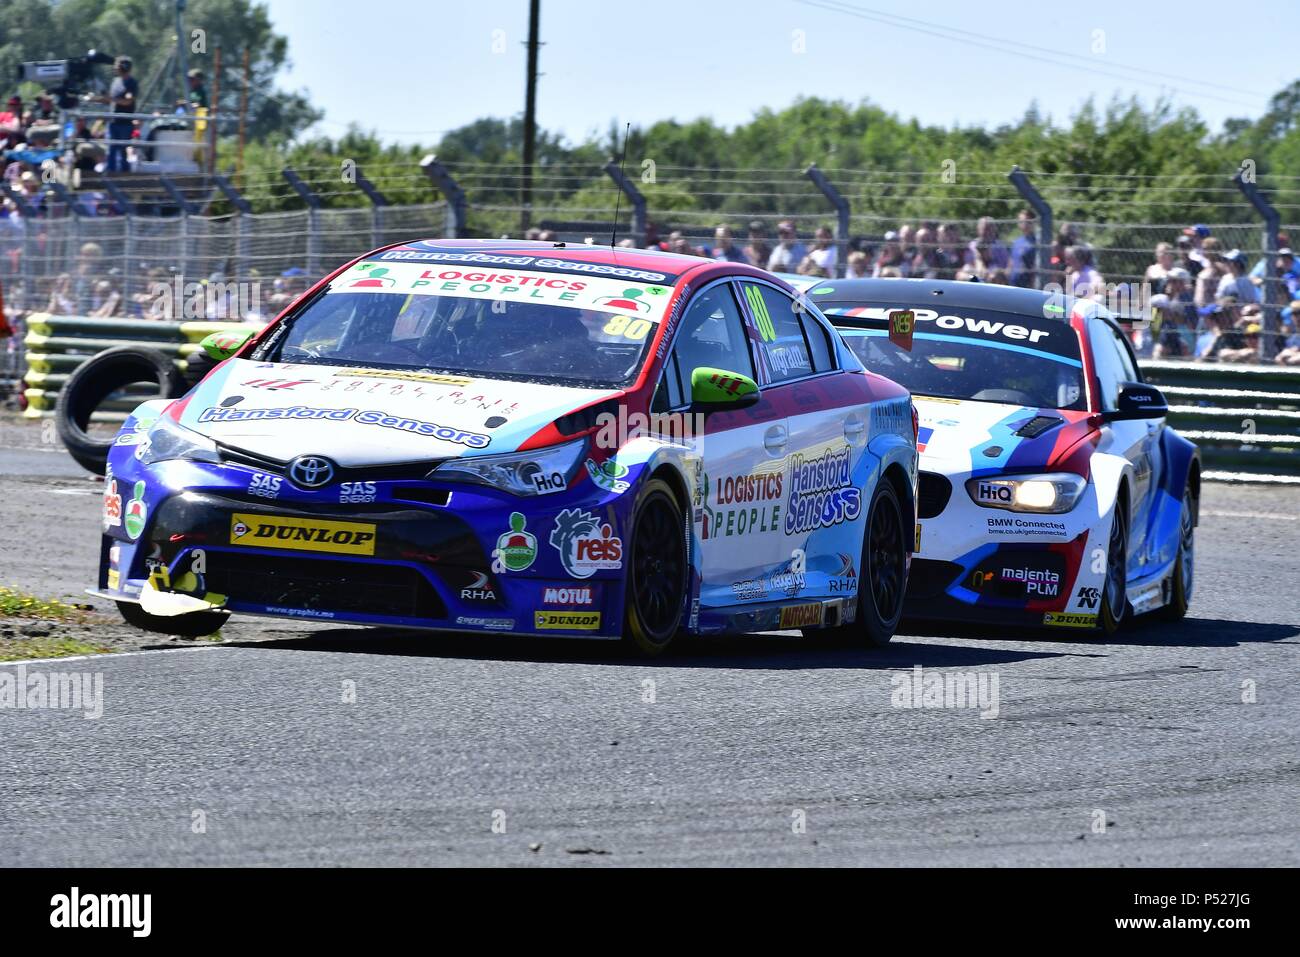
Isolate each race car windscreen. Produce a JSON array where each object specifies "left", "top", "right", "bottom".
[
  {"left": 260, "top": 260, "right": 676, "bottom": 387},
  {"left": 820, "top": 303, "right": 1087, "bottom": 411}
]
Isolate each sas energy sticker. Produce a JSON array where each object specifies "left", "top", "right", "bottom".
[{"left": 230, "top": 513, "right": 377, "bottom": 556}]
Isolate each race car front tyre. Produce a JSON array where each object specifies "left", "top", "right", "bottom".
[
  {"left": 1157, "top": 490, "right": 1195, "bottom": 621},
  {"left": 116, "top": 600, "right": 229, "bottom": 638},
  {"left": 622, "top": 478, "right": 688, "bottom": 657},
  {"left": 1098, "top": 503, "right": 1129, "bottom": 636},
  {"left": 812, "top": 479, "right": 907, "bottom": 647}
]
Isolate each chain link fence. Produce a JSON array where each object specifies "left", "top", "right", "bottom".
[{"left": 3, "top": 160, "right": 1293, "bottom": 405}]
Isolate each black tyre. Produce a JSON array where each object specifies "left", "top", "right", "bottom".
[
  {"left": 1098, "top": 500, "right": 1129, "bottom": 636},
  {"left": 56, "top": 346, "right": 186, "bottom": 475},
  {"left": 813, "top": 479, "right": 908, "bottom": 647},
  {"left": 1157, "top": 490, "right": 1195, "bottom": 621},
  {"left": 622, "top": 478, "right": 688, "bottom": 657},
  {"left": 116, "top": 600, "right": 229, "bottom": 638}
]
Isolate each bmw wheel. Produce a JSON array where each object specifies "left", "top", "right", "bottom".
[
  {"left": 622, "top": 479, "right": 688, "bottom": 656},
  {"left": 1158, "top": 488, "right": 1195, "bottom": 621},
  {"left": 1098, "top": 502, "right": 1129, "bottom": 636}
]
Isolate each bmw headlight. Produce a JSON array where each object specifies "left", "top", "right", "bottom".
[
  {"left": 138, "top": 415, "right": 221, "bottom": 466},
  {"left": 431, "top": 437, "right": 587, "bottom": 496},
  {"left": 966, "top": 473, "right": 1086, "bottom": 514}
]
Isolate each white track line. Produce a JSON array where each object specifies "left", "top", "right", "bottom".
[
  {"left": 1204, "top": 509, "right": 1300, "bottom": 522},
  {"left": 0, "top": 645, "right": 227, "bottom": 668}
]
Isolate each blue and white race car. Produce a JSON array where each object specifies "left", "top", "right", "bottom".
[
  {"left": 810, "top": 278, "right": 1199, "bottom": 635},
  {"left": 93, "top": 240, "right": 918, "bottom": 655}
]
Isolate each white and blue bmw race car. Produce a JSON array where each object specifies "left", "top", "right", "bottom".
[{"left": 810, "top": 279, "right": 1199, "bottom": 635}]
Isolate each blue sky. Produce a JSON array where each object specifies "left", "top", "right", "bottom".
[{"left": 261, "top": 0, "right": 1292, "bottom": 147}]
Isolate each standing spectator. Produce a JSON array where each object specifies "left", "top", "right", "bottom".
[
  {"left": 1216, "top": 249, "right": 1259, "bottom": 303},
  {"left": 97, "top": 56, "right": 139, "bottom": 173},
  {"left": 1009, "top": 209, "right": 1037, "bottom": 287},
  {"left": 911, "top": 226, "right": 943, "bottom": 278},
  {"left": 846, "top": 250, "right": 870, "bottom": 277},
  {"left": 1145, "top": 242, "right": 1175, "bottom": 292},
  {"left": 642, "top": 220, "right": 665, "bottom": 251},
  {"left": 897, "top": 224, "right": 916, "bottom": 265},
  {"left": 72, "top": 242, "right": 104, "bottom": 315},
  {"left": 1174, "top": 234, "right": 1199, "bottom": 276},
  {"left": 743, "top": 220, "right": 770, "bottom": 268},
  {"left": 937, "top": 223, "right": 965, "bottom": 277},
  {"left": 1273, "top": 309, "right": 1300, "bottom": 365},
  {"left": 712, "top": 225, "right": 748, "bottom": 263},
  {"left": 29, "top": 92, "right": 57, "bottom": 124},
  {"left": 873, "top": 231, "right": 907, "bottom": 277},
  {"left": 804, "top": 225, "right": 837, "bottom": 275},
  {"left": 186, "top": 68, "right": 208, "bottom": 110},
  {"left": 1250, "top": 246, "right": 1300, "bottom": 302},
  {"left": 1065, "top": 244, "right": 1104, "bottom": 299},
  {"left": 0, "top": 96, "right": 24, "bottom": 151},
  {"left": 1194, "top": 237, "right": 1225, "bottom": 307},
  {"left": 967, "top": 216, "right": 1009, "bottom": 269},
  {"left": 766, "top": 220, "right": 807, "bottom": 273},
  {"left": 1183, "top": 224, "right": 1212, "bottom": 271}
]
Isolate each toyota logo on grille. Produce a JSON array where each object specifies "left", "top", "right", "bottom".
[{"left": 288, "top": 455, "right": 336, "bottom": 489}]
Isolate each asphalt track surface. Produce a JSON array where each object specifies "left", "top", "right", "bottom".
[{"left": 2, "top": 422, "right": 1298, "bottom": 866}]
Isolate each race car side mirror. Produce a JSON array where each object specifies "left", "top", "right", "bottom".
[
  {"left": 689, "top": 366, "right": 760, "bottom": 414},
  {"left": 198, "top": 327, "right": 256, "bottom": 361},
  {"left": 1104, "top": 382, "right": 1168, "bottom": 421}
]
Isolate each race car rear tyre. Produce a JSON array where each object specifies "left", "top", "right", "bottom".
[
  {"left": 116, "top": 600, "right": 229, "bottom": 638},
  {"left": 56, "top": 346, "right": 186, "bottom": 475},
  {"left": 622, "top": 479, "right": 688, "bottom": 657},
  {"left": 1098, "top": 503, "right": 1129, "bottom": 637},
  {"left": 1157, "top": 491, "right": 1195, "bottom": 621},
  {"left": 811, "top": 479, "right": 907, "bottom": 647}
]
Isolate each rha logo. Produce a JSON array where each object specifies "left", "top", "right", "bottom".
[{"left": 549, "top": 508, "right": 623, "bottom": 579}]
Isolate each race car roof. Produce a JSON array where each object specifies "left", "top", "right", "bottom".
[
  {"left": 807, "top": 277, "right": 1100, "bottom": 321},
  {"left": 374, "top": 238, "right": 716, "bottom": 285}
]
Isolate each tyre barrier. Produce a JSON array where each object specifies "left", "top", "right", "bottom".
[
  {"left": 1141, "top": 360, "right": 1300, "bottom": 484},
  {"left": 56, "top": 346, "right": 188, "bottom": 475},
  {"left": 21, "top": 314, "right": 256, "bottom": 418}
]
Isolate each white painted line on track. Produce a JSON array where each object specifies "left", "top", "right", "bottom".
[
  {"left": 0, "top": 645, "right": 228, "bottom": 668},
  {"left": 1204, "top": 509, "right": 1300, "bottom": 522}
]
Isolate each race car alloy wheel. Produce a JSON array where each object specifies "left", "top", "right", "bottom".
[
  {"left": 116, "top": 600, "right": 230, "bottom": 638},
  {"left": 1159, "top": 490, "right": 1195, "bottom": 621},
  {"left": 863, "top": 480, "right": 907, "bottom": 644},
  {"left": 623, "top": 479, "right": 687, "bottom": 656},
  {"left": 1099, "top": 501, "right": 1129, "bottom": 635}
]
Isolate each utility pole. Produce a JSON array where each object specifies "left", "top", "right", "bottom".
[
  {"left": 175, "top": 0, "right": 188, "bottom": 107},
  {"left": 520, "top": 0, "right": 540, "bottom": 235}
]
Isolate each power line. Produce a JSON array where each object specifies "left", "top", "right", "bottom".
[{"left": 796, "top": 0, "right": 1267, "bottom": 111}]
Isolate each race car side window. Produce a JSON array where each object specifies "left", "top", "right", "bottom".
[
  {"left": 800, "top": 310, "right": 837, "bottom": 373},
  {"left": 667, "top": 283, "right": 756, "bottom": 403},
  {"left": 1089, "top": 318, "right": 1127, "bottom": 411},
  {"left": 735, "top": 281, "right": 817, "bottom": 384},
  {"left": 652, "top": 353, "right": 685, "bottom": 412}
]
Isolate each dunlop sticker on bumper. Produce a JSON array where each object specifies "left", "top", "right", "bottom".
[
  {"left": 230, "top": 513, "right": 377, "bottom": 556},
  {"left": 534, "top": 610, "right": 601, "bottom": 631},
  {"left": 1042, "top": 612, "right": 1097, "bottom": 628}
]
